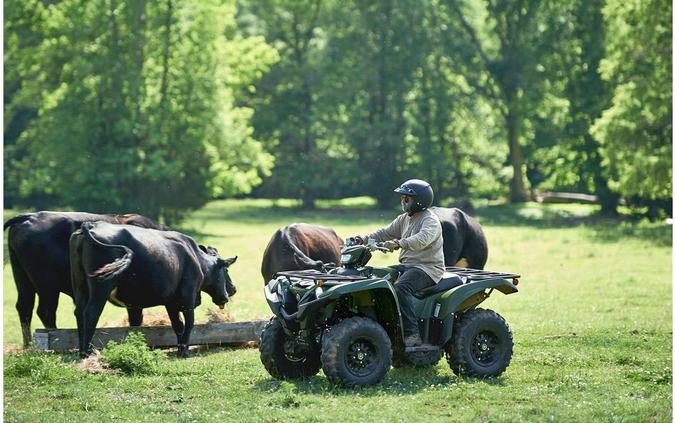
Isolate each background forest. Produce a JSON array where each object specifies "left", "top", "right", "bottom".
[{"left": 4, "top": 0, "right": 672, "bottom": 222}]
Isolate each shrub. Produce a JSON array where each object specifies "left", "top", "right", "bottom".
[
  {"left": 100, "top": 332, "right": 165, "bottom": 375},
  {"left": 5, "top": 350, "right": 65, "bottom": 381}
]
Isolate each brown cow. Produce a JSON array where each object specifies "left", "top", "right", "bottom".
[
  {"left": 261, "top": 223, "right": 342, "bottom": 284},
  {"left": 4, "top": 211, "right": 170, "bottom": 347}
]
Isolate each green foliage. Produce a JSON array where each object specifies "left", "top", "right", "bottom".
[
  {"left": 5, "top": 0, "right": 672, "bottom": 215},
  {"left": 591, "top": 0, "right": 672, "bottom": 200},
  {"left": 5, "top": 0, "right": 276, "bottom": 222},
  {"left": 100, "top": 332, "right": 165, "bottom": 375},
  {"left": 528, "top": 0, "right": 621, "bottom": 214},
  {"left": 4, "top": 350, "right": 66, "bottom": 382}
]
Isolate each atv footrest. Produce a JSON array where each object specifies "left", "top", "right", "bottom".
[{"left": 404, "top": 345, "right": 440, "bottom": 353}]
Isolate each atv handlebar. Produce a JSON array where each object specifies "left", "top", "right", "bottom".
[{"left": 345, "top": 237, "right": 394, "bottom": 253}]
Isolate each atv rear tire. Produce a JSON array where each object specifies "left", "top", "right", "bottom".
[
  {"left": 446, "top": 308, "right": 513, "bottom": 378},
  {"left": 321, "top": 317, "right": 391, "bottom": 387},
  {"left": 392, "top": 348, "right": 443, "bottom": 368},
  {"left": 259, "top": 317, "right": 321, "bottom": 379}
]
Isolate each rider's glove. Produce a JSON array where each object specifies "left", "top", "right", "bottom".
[
  {"left": 382, "top": 240, "right": 400, "bottom": 252},
  {"left": 349, "top": 235, "right": 366, "bottom": 245}
]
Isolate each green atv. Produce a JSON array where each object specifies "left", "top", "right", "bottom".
[{"left": 259, "top": 239, "right": 520, "bottom": 387}]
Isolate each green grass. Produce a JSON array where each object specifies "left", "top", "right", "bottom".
[{"left": 3, "top": 199, "right": 672, "bottom": 422}]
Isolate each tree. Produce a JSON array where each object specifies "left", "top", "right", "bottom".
[
  {"left": 323, "top": 0, "right": 428, "bottom": 208},
  {"left": 446, "top": 0, "right": 556, "bottom": 202},
  {"left": 590, "top": 0, "right": 672, "bottom": 204},
  {"left": 528, "top": 0, "right": 620, "bottom": 214},
  {"left": 4, "top": 0, "right": 48, "bottom": 208},
  {"left": 6, "top": 0, "right": 277, "bottom": 222},
  {"left": 405, "top": 0, "right": 507, "bottom": 203},
  {"left": 239, "top": 0, "right": 330, "bottom": 209}
]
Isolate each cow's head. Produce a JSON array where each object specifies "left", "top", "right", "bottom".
[{"left": 204, "top": 249, "right": 238, "bottom": 308}]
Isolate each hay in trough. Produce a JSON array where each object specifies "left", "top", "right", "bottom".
[
  {"left": 109, "top": 309, "right": 172, "bottom": 327},
  {"left": 106, "top": 307, "right": 234, "bottom": 327},
  {"left": 205, "top": 307, "right": 234, "bottom": 323}
]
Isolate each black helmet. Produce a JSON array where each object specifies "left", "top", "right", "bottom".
[{"left": 394, "top": 179, "right": 434, "bottom": 213}]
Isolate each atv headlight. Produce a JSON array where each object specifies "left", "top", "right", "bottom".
[{"left": 340, "top": 254, "right": 352, "bottom": 264}]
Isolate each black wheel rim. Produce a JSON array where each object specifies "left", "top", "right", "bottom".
[
  {"left": 283, "top": 338, "right": 307, "bottom": 363},
  {"left": 470, "top": 330, "right": 500, "bottom": 367},
  {"left": 345, "top": 337, "right": 379, "bottom": 377}
]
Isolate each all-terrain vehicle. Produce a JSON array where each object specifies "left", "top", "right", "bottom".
[{"left": 259, "top": 239, "right": 520, "bottom": 387}]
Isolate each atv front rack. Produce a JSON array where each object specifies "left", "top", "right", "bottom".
[
  {"left": 274, "top": 269, "right": 367, "bottom": 282},
  {"left": 444, "top": 267, "right": 520, "bottom": 281}
]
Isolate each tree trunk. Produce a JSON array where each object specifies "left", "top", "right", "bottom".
[
  {"left": 505, "top": 103, "right": 528, "bottom": 202},
  {"left": 595, "top": 174, "right": 620, "bottom": 216},
  {"left": 159, "top": 0, "right": 173, "bottom": 119}
]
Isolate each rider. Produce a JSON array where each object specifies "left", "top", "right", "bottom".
[{"left": 352, "top": 179, "right": 444, "bottom": 347}]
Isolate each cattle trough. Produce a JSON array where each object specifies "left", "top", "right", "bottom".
[{"left": 33, "top": 320, "right": 268, "bottom": 352}]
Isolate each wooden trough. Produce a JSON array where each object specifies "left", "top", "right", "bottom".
[{"left": 33, "top": 320, "right": 268, "bottom": 352}]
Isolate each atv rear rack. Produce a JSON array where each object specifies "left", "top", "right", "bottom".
[
  {"left": 444, "top": 267, "right": 520, "bottom": 281},
  {"left": 274, "top": 269, "right": 367, "bottom": 282}
]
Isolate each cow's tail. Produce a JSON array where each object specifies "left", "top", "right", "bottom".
[
  {"left": 281, "top": 226, "right": 325, "bottom": 271},
  {"left": 3, "top": 214, "right": 33, "bottom": 231},
  {"left": 81, "top": 222, "right": 133, "bottom": 281}
]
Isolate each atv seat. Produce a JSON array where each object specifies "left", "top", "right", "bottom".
[{"left": 413, "top": 272, "right": 467, "bottom": 299}]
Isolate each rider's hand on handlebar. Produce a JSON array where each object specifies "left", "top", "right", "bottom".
[
  {"left": 381, "top": 240, "right": 400, "bottom": 252},
  {"left": 348, "top": 235, "right": 365, "bottom": 245}
]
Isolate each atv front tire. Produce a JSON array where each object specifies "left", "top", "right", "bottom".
[
  {"left": 446, "top": 308, "right": 513, "bottom": 378},
  {"left": 259, "top": 317, "right": 321, "bottom": 379},
  {"left": 321, "top": 317, "right": 392, "bottom": 387}
]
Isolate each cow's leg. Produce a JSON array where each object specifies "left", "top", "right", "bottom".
[
  {"left": 178, "top": 309, "right": 195, "bottom": 358},
  {"left": 80, "top": 283, "right": 114, "bottom": 357},
  {"left": 36, "top": 290, "right": 59, "bottom": 329},
  {"left": 165, "top": 304, "right": 185, "bottom": 355},
  {"left": 127, "top": 307, "right": 143, "bottom": 327},
  {"left": 9, "top": 249, "right": 36, "bottom": 348},
  {"left": 72, "top": 282, "right": 90, "bottom": 354},
  {"left": 14, "top": 278, "right": 36, "bottom": 348}
]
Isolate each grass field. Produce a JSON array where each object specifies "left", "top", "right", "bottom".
[{"left": 3, "top": 199, "right": 672, "bottom": 422}]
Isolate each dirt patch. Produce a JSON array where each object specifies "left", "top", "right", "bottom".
[
  {"left": 3, "top": 345, "right": 23, "bottom": 354},
  {"left": 74, "top": 351, "right": 110, "bottom": 374}
]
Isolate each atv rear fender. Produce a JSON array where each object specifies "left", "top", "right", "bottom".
[{"left": 429, "top": 278, "right": 518, "bottom": 347}]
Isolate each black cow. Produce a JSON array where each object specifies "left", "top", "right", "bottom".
[
  {"left": 3, "top": 211, "right": 170, "bottom": 347},
  {"left": 430, "top": 207, "right": 488, "bottom": 269},
  {"left": 261, "top": 223, "right": 342, "bottom": 284},
  {"left": 70, "top": 221, "right": 237, "bottom": 357}
]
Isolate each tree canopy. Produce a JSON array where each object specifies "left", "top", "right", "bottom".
[{"left": 4, "top": 0, "right": 672, "bottom": 219}]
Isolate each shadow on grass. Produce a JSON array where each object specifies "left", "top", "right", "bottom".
[
  {"left": 477, "top": 203, "right": 672, "bottom": 247},
  {"left": 252, "top": 365, "right": 508, "bottom": 397},
  {"left": 188, "top": 201, "right": 673, "bottom": 247}
]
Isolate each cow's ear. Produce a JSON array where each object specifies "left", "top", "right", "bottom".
[
  {"left": 198, "top": 245, "right": 208, "bottom": 254},
  {"left": 219, "top": 256, "right": 238, "bottom": 268}
]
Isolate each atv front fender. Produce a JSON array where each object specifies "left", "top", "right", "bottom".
[
  {"left": 264, "top": 280, "right": 283, "bottom": 317},
  {"left": 296, "top": 279, "right": 404, "bottom": 335}
]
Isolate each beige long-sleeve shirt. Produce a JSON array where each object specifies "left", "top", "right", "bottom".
[{"left": 363, "top": 209, "right": 445, "bottom": 282}]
